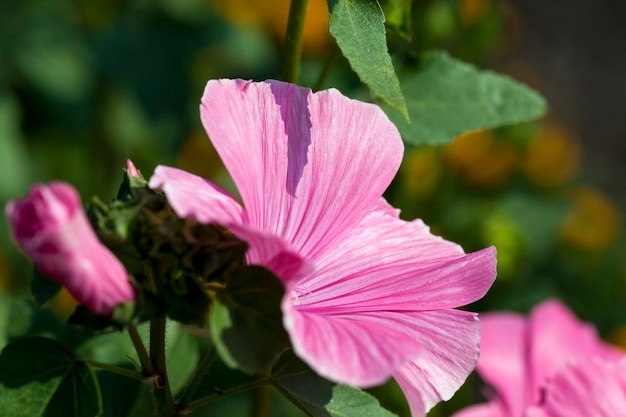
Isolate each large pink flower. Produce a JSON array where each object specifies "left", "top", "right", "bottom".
[
  {"left": 6, "top": 182, "right": 135, "bottom": 316},
  {"left": 453, "top": 299, "right": 623, "bottom": 417},
  {"left": 148, "top": 79, "right": 497, "bottom": 416}
]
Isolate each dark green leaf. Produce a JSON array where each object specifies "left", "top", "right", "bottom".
[
  {"left": 31, "top": 268, "right": 62, "bottom": 306},
  {"left": 271, "top": 351, "right": 397, "bottom": 417},
  {"left": 328, "top": 0, "right": 408, "bottom": 118},
  {"left": 0, "top": 336, "right": 102, "bottom": 417},
  {"left": 384, "top": 51, "right": 548, "bottom": 145},
  {"left": 209, "top": 266, "right": 289, "bottom": 374}
]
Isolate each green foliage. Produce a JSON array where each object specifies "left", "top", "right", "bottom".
[
  {"left": 384, "top": 51, "right": 548, "bottom": 145},
  {"left": 0, "top": 337, "right": 102, "bottom": 417},
  {"left": 328, "top": 0, "right": 408, "bottom": 118},
  {"left": 31, "top": 268, "right": 62, "bottom": 306},
  {"left": 271, "top": 351, "right": 397, "bottom": 417},
  {"left": 210, "top": 266, "right": 289, "bottom": 375}
]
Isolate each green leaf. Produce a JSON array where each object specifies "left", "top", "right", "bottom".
[
  {"left": 271, "top": 351, "right": 397, "bottom": 417},
  {"left": 31, "top": 268, "right": 62, "bottom": 306},
  {"left": 328, "top": 0, "right": 408, "bottom": 118},
  {"left": 209, "top": 266, "right": 289, "bottom": 374},
  {"left": 382, "top": 0, "right": 412, "bottom": 39},
  {"left": 0, "top": 336, "right": 102, "bottom": 417},
  {"left": 384, "top": 51, "right": 548, "bottom": 145}
]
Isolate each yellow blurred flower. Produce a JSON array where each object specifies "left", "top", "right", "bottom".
[
  {"left": 561, "top": 187, "right": 620, "bottom": 251},
  {"left": 211, "top": 0, "right": 330, "bottom": 55},
  {"left": 459, "top": 0, "right": 492, "bottom": 26},
  {"left": 445, "top": 129, "right": 519, "bottom": 189},
  {"left": 176, "top": 130, "right": 225, "bottom": 181},
  {"left": 49, "top": 288, "right": 80, "bottom": 319},
  {"left": 400, "top": 147, "right": 441, "bottom": 198},
  {"left": 522, "top": 122, "right": 581, "bottom": 189}
]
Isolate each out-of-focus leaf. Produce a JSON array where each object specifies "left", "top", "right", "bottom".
[
  {"left": 382, "top": 0, "right": 412, "bottom": 39},
  {"left": 384, "top": 51, "right": 548, "bottom": 145},
  {"left": 0, "top": 336, "right": 102, "bottom": 417},
  {"left": 328, "top": 0, "right": 408, "bottom": 118},
  {"left": 31, "top": 268, "right": 62, "bottom": 306},
  {"left": 0, "top": 95, "right": 31, "bottom": 202},
  {"left": 271, "top": 350, "right": 397, "bottom": 417},
  {"left": 210, "top": 266, "right": 289, "bottom": 374}
]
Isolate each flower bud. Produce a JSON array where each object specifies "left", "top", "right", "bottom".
[{"left": 6, "top": 182, "right": 135, "bottom": 317}]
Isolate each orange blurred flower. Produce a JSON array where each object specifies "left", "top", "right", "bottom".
[
  {"left": 561, "top": 187, "right": 620, "bottom": 251},
  {"left": 211, "top": 0, "right": 330, "bottom": 55},
  {"left": 522, "top": 122, "right": 581, "bottom": 189},
  {"left": 445, "top": 129, "right": 519, "bottom": 189},
  {"left": 50, "top": 288, "right": 80, "bottom": 319}
]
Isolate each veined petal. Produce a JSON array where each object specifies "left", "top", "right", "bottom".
[
  {"left": 475, "top": 313, "right": 528, "bottom": 417},
  {"left": 282, "top": 301, "right": 423, "bottom": 387},
  {"left": 527, "top": 300, "right": 622, "bottom": 401},
  {"left": 200, "top": 79, "right": 403, "bottom": 260},
  {"left": 287, "top": 207, "right": 496, "bottom": 311},
  {"left": 392, "top": 310, "right": 481, "bottom": 417},
  {"left": 149, "top": 165, "right": 244, "bottom": 225}
]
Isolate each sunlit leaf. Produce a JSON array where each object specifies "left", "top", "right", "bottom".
[
  {"left": 384, "top": 51, "right": 548, "bottom": 145},
  {"left": 328, "top": 0, "right": 408, "bottom": 118}
]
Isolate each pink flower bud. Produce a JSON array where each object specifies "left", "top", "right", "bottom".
[
  {"left": 6, "top": 182, "right": 135, "bottom": 317},
  {"left": 126, "top": 159, "right": 141, "bottom": 178}
]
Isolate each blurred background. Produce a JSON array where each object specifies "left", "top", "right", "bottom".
[{"left": 0, "top": 0, "right": 625, "bottom": 416}]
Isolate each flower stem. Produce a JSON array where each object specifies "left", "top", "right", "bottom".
[
  {"left": 150, "top": 316, "right": 175, "bottom": 417},
  {"left": 250, "top": 383, "right": 273, "bottom": 417},
  {"left": 79, "top": 359, "right": 145, "bottom": 381},
  {"left": 128, "top": 325, "right": 154, "bottom": 376},
  {"left": 176, "top": 346, "right": 218, "bottom": 411},
  {"left": 282, "top": 0, "right": 309, "bottom": 83},
  {"left": 186, "top": 378, "right": 271, "bottom": 411}
]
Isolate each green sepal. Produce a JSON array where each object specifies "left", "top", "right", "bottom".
[{"left": 209, "top": 266, "right": 289, "bottom": 375}]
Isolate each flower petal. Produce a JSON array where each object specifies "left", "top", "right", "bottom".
[
  {"left": 452, "top": 403, "right": 508, "bottom": 417},
  {"left": 528, "top": 358, "right": 626, "bottom": 417},
  {"left": 287, "top": 206, "right": 496, "bottom": 311},
  {"left": 392, "top": 310, "right": 482, "bottom": 416},
  {"left": 200, "top": 79, "right": 404, "bottom": 260},
  {"left": 282, "top": 303, "right": 423, "bottom": 387},
  {"left": 149, "top": 165, "right": 245, "bottom": 225},
  {"left": 475, "top": 313, "right": 529, "bottom": 417},
  {"left": 527, "top": 300, "right": 622, "bottom": 401}
]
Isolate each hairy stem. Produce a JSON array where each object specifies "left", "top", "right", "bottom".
[
  {"left": 282, "top": 0, "right": 309, "bottom": 83},
  {"left": 79, "top": 359, "right": 145, "bottom": 381},
  {"left": 128, "top": 325, "right": 154, "bottom": 376},
  {"left": 150, "top": 317, "right": 175, "bottom": 417}
]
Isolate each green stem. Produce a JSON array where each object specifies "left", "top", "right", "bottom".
[
  {"left": 250, "top": 383, "right": 273, "bottom": 417},
  {"left": 79, "top": 359, "right": 145, "bottom": 381},
  {"left": 282, "top": 0, "right": 309, "bottom": 83},
  {"left": 150, "top": 317, "right": 175, "bottom": 417},
  {"left": 176, "top": 346, "right": 218, "bottom": 410},
  {"left": 128, "top": 325, "right": 154, "bottom": 376},
  {"left": 186, "top": 378, "right": 271, "bottom": 411}
]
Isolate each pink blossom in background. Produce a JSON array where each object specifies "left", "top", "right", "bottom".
[
  {"left": 6, "top": 182, "right": 135, "bottom": 317},
  {"left": 526, "top": 357, "right": 626, "bottom": 417},
  {"left": 148, "top": 79, "right": 497, "bottom": 416},
  {"left": 453, "top": 299, "right": 624, "bottom": 417}
]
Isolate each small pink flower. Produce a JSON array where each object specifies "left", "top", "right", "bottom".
[
  {"left": 126, "top": 159, "right": 141, "bottom": 178},
  {"left": 148, "top": 79, "right": 497, "bottom": 416},
  {"left": 526, "top": 358, "right": 626, "bottom": 417},
  {"left": 6, "top": 182, "right": 135, "bottom": 317},
  {"left": 453, "top": 299, "right": 623, "bottom": 417}
]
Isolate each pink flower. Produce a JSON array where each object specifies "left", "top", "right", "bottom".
[
  {"left": 126, "top": 159, "right": 141, "bottom": 178},
  {"left": 453, "top": 299, "right": 623, "bottom": 417},
  {"left": 6, "top": 182, "right": 135, "bottom": 316},
  {"left": 526, "top": 357, "right": 626, "bottom": 417},
  {"left": 148, "top": 79, "right": 497, "bottom": 416}
]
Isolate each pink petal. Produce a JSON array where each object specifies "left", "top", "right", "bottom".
[
  {"left": 200, "top": 79, "right": 404, "bottom": 261},
  {"left": 475, "top": 313, "right": 529, "bottom": 417},
  {"left": 149, "top": 165, "right": 245, "bottom": 225},
  {"left": 452, "top": 403, "right": 508, "bottom": 417},
  {"left": 285, "top": 206, "right": 496, "bottom": 311},
  {"left": 528, "top": 358, "right": 626, "bottom": 417},
  {"left": 527, "top": 300, "right": 621, "bottom": 401},
  {"left": 282, "top": 302, "right": 423, "bottom": 387},
  {"left": 392, "top": 310, "right": 482, "bottom": 416}
]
